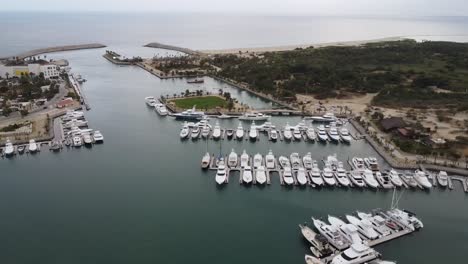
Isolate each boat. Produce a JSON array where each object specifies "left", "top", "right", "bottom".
[
  {"left": 357, "top": 212, "right": 393, "bottom": 237},
  {"left": 288, "top": 153, "right": 300, "bottom": 169},
  {"left": 326, "top": 154, "right": 340, "bottom": 171},
  {"left": 180, "top": 122, "right": 190, "bottom": 139},
  {"left": 327, "top": 125, "right": 341, "bottom": 142},
  {"left": 299, "top": 224, "right": 333, "bottom": 258},
  {"left": 235, "top": 123, "right": 244, "bottom": 140},
  {"left": 283, "top": 123, "right": 293, "bottom": 140},
  {"left": 312, "top": 218, "right": 349, "bottom": 251},
  {"left": 385, "top": 209, "right": 424, "bottom": 231},
  {"left": 50, "top": 141, "right": 61, "bottom": 152},
  {"left": 293, "top": 127, "right": 302, "bottom": 140},
  {"left": 253, "top": 153, "right": 263, "bottom": 168},
  {"left": 334, "top": 162, "right": 351, "bottom": 187},
  {"left": 4, "top": 140, "right": 14, "bottom": 156},
  {"left": 362, "top": 169, "right": 379, "bottom": 188},
  {"left": 201, "top": 125, "right": 211, "bottom": 138},
  {"left": 437, "top": 171, "right": 449, "bottom": 187},
  {"left": 93, "top": 131, "right": 104, "bottom": 143},
  {"left": 63, "top": 119, "right": 88, "bottom": 128},
  {"left": 227, "top": 149, "right": 238, "bottom": 168},
  {"left": 364, "top": 157, "right": 380, "bottom": 171},
  {"left": 316, "top": 125, "right": 329, "bottom": 142},
  {"left": 238, "top": 112, "right": 271, "bottom": 121},
  {"left": 399, "top": 171, "right": 419, "bottom": 188},
  {"left": 386, "top": 169, "right": 403, "bottom": 187},
  {"left": 173, "top": 106, "right": 205, "bottom": 121},
  {"left": 225, "top": 129, "right": 234, "bottom": 139},
  {"left": 306, "top": 126, "right": 316, "bottom": 141},
  {"left": 351, "top": 157, "right": 366, "bottom": 171},
  {"left": 321, "top": 162, "right": 336, "bottom": 186},
  {"left": 348, "top": 171, "right": 366, "bottom": 187},
  {"left": 375, "top": 171, "right": 394, "bottom": 189},
  {"left": 309, "top": 163, "right": 324, "bottom": 186},
  {"left": 212, "top": 121, "right": 221, "bottom": 140},
  {"left": 187, "top": 78, "right": 204, "bottom": 84},
  {"left": 62, "top": 110, "right": 84, "bottom": 121},
  {"left": 340, "top": 127, "right": 352, "bottom": 143},
  {"left": 296, "top": 167, "right": 308, "bottom": 186},
  {"left": 217, "top": 113, "right": 234, "bottom": 119},
  {"left": 283, "top": 167, "right": 294, "bottom": 185},
  {"left": 28, "top": 139, "right": 38, "bottom": 153},
  {"left": 215, "top": 160, "right": 227, "bottom": 185},
  {"left": 265, "top": 150, "right": 276, "bottom": 169},
  {"left": 191, "top": 125, "right": 201, "bottom": 139},
  {"left": 242, "top": 165, "right": 253, "bottom": 184},
  {"left": 257, "top": 121, "right": 273, "bottom": 131},
  {"left": 330, "top": 243, "right": 380, "bottom": 264},
  {"left": 249, "top": 121, "right": 258, "bottom": 140},
  {"left": 328, "top": 215, "right": 362, "bottom": 244},
  {"left": 306, "top": 113, "right": 337, "bottom": 123},
  {"left": 154, "top": 103, "right": 168, "bottom": 116},
  {"left": 270, "top": 129, "right": 278, "bottom": 141},
  {"left": 17, "top": 145, "right": 25, "bottom": 154},
  {"left": 278, "top": 156, "right": 291, "bottom": 169},
  {"left": 413, "top": 170, "right": 432, "bottom": 189},
  {"left": 201, "top": 152, "right": 211, "bottom": 169},
  {"left": 346, "top": 215, "right": 380, "bottom": 240},
  {"left": 255, "top": 166, "right": 267, "bottom": 184},
  {"left": 303, "top": 152, "right": 313, "bottom": 170},
  {"left": 82, "top": 133, "right": 93, "bottom": 145},
  {"left": 73, "top": 136, "right": 82, "bottom": 147},
  {"left": 144, "top": 96, "right": 157, "bottom": 107},
  {"left": 240, "top": 150, "right": 249, "bottom": 168}
]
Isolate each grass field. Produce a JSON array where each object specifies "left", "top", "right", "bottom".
[{"left": 170, "top": 96, "right": 227, "bottom": 109}]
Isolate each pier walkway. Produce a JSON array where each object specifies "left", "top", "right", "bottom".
[
  {"left": 68, "top": 74, "right": 91, "bottom": 110},
  {"left": 13, "top": 43, "right": 106, "bottom": 60},
  {"left": 144, "top": 42, "right": 202, "bottom": 56}
]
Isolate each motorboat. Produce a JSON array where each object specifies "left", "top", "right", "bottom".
[
  {"left": 201, "top": 125, "right": 211, "bottom": 138},
  {"left": 283, "top": 167, "right": 294, "bottom": 185},
  {"left": 278, "top": 156, "right": 291, "bottom": 169},
  {"left": 4, "top": 140, "right": 14, "bottom": 156},
  {"left": 180, "top": 122, "right": 190, "bottom": 139},
  {"left": 257, "top": 121, "right": 273, "bottom": 131},
  {"left": 357, "top": 212, "right": 393, "bottom": 237},
  {"left": 93, "top": 131, "right": 104, "bottom": 143},
  {"left": 309, "top": 163, "right": 324, "bottom": 186},
  {"left": 238, "top": 112, "right": 271, "bottom": 121},
  {"left": 362, "top": 169, "right": 379, "bottom": 188},
  {"left": 316, "top": 125, "right": 329, "bottom": 142},
  {"left": 283, "top": 123, "right": 293, "bottom": 140},
  {"left": 265, "top": 150, "right": 276, "bottom": 169},
  {"left": 330, "top": 243, "right": 380, "bottom": 264},
  {"left": 348, "top": 171, "right": 366, "bottom": 188},
  {"left": 340, "top": 127, "right": 352, "bottom": 143},
  {"left": 413, "top": 170, "right": 432, "bottom": 189},
  {"left": 17, "top": 145, "right": 25, "bottom": 154},
  {"left": 63, "top": 119, "right": 88, "bottom": 128},
  {"left": 364, "top": 157, "right": 380, "bottom": 171},
  {"left": 240, "top": 150, "right": 249, "bottom": 168},
  {"left": 386, "top": 169, "right": 403, "bottom": 187},
  {"left": 299, "top": 224, "right": 333, "bottom": 258},
  {"left": 293, "top": 127, "right": 302, "bottom": 140},
  {"left": 236, "top": 123, "right": 244, "bottom": 140},
  {"left": 306, "top": 112, "right": 337, "bottom": 123},
  {"left": 173, "top": 106, "right": 205, "bottom": 121},
  {"left": 326, "top": 154, "right": 340, "bottom": 171},
  {"left": 242, "top": 165, "right": 253, "bottom": 184},
  {"left": 82, "top": 133, "right": 93, "bottom": 145},
  {"left": 312, "top": 218, "right": 349, "bottom": 251},
  {"left": 73, "top": 136, "right": 82, "bottom": 147},
  {"left": 375, "top": 171, "right": 394, "bottom": 189},
  {"left": 302, "top": 152, "right": 313, "bottom": 170},
  {"left": 255, "top": 166, "right": 267, "bottom": 184},
  {"left": 399, "top": 171, "right": 419, "bottom": 188},
  {"left": 351, "top": 157, "right": 366, "bottom": 171},
  {"left": 346, "top": 215, "right": 380, "bottom": 240},
  {"left": 437, "top": 171, "right": 448, "bottom": 187},
  {"left": 306, "top": 126, "right": 316, "bottom": 141},
  {"left": 50, "top": 141, "right": 61, "bottom": 152},
  {"left": 227, "top": 149, "right": 238, "bottom": 168},
  {"left": 215, "top": 160, "right": 227, "bottom": 185},
  {"left": 385, "top": 208, "right": 424, "bottom": 231},
  {"left": 28, "top": 139, "right": 38, "bottom": 153},
  {"left": 154, "top": 103, "right": 168, "bottom": 116},
  {"left": 62, "top": 110, "right": 84, "bottom": 121},
  {"left": 327, "top": 126, "right": 341, "bottom": 142},
  {"left": 187, "top": 78, "right": 204, "bottom": 84},
  {"left": 328, "top": 215, "right": 362, "bottom": 244},
  {"left": 144, "top": 96, "right": 157, "bottom": 107},
  {"left": 249, "top": 121, "right": 258, "bottom": 140},
  {"left": 201, "top": 152, "right": 211, "bottom": 169},
  {"left": 322, "top": 162, "right": 337, "bottom": 186},
  {"left": 225, "top": 129, "right": 234, "bottom": 139},
  {"left": 191, "top": 125, "right": 201, "bottom": 139},
  {"left": 217, "top": 113, "right": 234, "bottom": 119},
  {"left": 296, "top": 168, "right": 308, "bottom": 186},
  {"left": 253, "top": 153, "right": 263, "bottom": 168},
  {"left": 212, "top": 121, "right": 221, "bottom": 140},
  {"left": 334, "top": 162, "right": 350, "bottom": 187},
  {"left": 270, "top": 129, "right": 278, "bottom": 141},
  {"left": 290, "top": 153, "right": 301, "bottom": 169}
]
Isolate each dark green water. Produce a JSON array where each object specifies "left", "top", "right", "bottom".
[{"left": 1, "top": 48, "right": 467, "bottom": 264}]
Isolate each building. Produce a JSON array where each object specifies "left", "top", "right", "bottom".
[
  {"left": 0, "top": 61, "right": 61, "bottom": 79},
  {"left": 380, "top": 117, "right": 406, "bottom": 132},
  {"left": 56, "top": 97, "right": 74, "bottom": 108}
]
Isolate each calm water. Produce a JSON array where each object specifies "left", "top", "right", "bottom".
[{"left": 1, "top": 13, "right": 468, "bottom": 264}]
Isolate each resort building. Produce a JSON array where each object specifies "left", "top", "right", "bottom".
[{"left": 0, "top": 60, "right": 61, "bottom": 79}]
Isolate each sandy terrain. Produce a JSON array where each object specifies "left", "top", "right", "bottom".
[{"left": 296, "top": 93, "right": 377, "bottom": 115}]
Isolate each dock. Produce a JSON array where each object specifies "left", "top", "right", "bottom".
[
  {"left": 14, "top": 43, "right": 106, "bottom": 60},
  {"left": 68, "top": 74, "right": 91, "bottom": 110},
  {"left": 144, "top": 42, "right": 202, "bottom": 56}
]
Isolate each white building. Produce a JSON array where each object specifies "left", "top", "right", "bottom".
[{"left": 0, "top": 62, "right": 60, "bottom": 79}]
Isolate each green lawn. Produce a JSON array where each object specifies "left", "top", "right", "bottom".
[{"left": 171, "top": 96, "right": 227, "bottom": 109}]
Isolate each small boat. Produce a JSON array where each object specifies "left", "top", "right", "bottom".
[
  {"left": 144, "top": 96, "right": 157, "bottom": 107},
  {"left": 50, "top": 141, "right": 61, "bottom": 152},
  {"left": 227, "top": 149, "right": 238, "bottom": 168},
  {"left": 413, "top": 170, "right": 432, "bottom": 189},
  {"left": 351, "top": 157, "right": 366, "bottom": 171},
  {"left": 240, "top": 150, "right": 249, "bottom": 168},
  {"left": 249, "top": 121, "right": 257, "bottom": 140},
  {"left": 289, "top": 152, "right": 301, "bottom": 169},
  {"left": 265, "top": 150, "right": 276, "bottom": 169},
  {"left": 82, "top": 133, "right": 93, "bottom": 145},
  {"left": 330, "top": 243, "right": 380, "bottom": 264},
  {"left": 154, "top": 103, "right": 168, "bottom": 116},
  {"left": 387, "top": 169, "right": 403, "bottom": 187},
  {"left": 348, "top": 171, "right": 366, "bottom": 187},
  {"left": 28, "top": 139, "right": 38, "bottom": 153},
  {"left": 334, "top": 162, "right": 350, "bottom": 187},
  {"left": 399, "top": 171, "right": 419, "bottom": 188},
  {"left": 302, "top": 152, "right": 313, "bottom": 170},
  {"left": 375, "top": 171, "right": 394, "bottom": 189},
  {"left": 340, "top": 127, "right": 352, "bottom": 143},
  {"left": 17, "top": 145, "right": 25, "bottom": 154},
  {"left": 253, "top": 153, "right": 263, "bottom": 168},
  {"left": 217, "top": 114, "right": 234, "bottom": 119},
  {"left": 278, "top": 156, "right": 291, "bottom": 169},
  {"left": 437, "top": 171, "right": 448, "bottom": 187},
  {"left": 321, "top": 162, "right": 336, "bottom": 186},
  {"left": 309, "top": 162, "right": 324, "bottom": 186},
  {"left": 238, "top": 112, "right": 271, "bottom": 121},
  {"left": 283, "top": 123, "right": 293, "bottom": 140},
  {"left": 187, "top": 78, "right": 204, "bottom": 84},
  {"left": 225, "top": 129, "right": 234, "bottom": 139},
  {"left": 306, "top": 126, "right": 316, "bottom": 141},
  {"left": 73, "top": 136, "right": 82, "bottom": 147},
  {"left": 215, "top": 160, "right": 227, "bottom": 185},
  {"left": 283, "top": 167, "right": 294, "bottom": 185},
  {"left": 93, "top": 131, "right": 104, "bottom": 143},
  {"left": 316, "top": 125, "right": 329, "bottom": 142},
  {"left": 327, "top": 125, "right": 340, "bottom": 142},
  {"left": 191, "top": 126, "right": 201, "bottom": 139},
  {"left": 201, "top": 125, "right": 211, "bottom": 138},
  {"left": 180, "top": 122, "right": 190, "bottom": 139},
  {"left": 212, "top": 121, "right": 221, "bottom": 140},
  {"left": 255, "top": 166, "right": 267, "bottom": 184},
  {"left": 235, "top": 123, "right": 244, "bottom": 140},
  {"left": 362, "top": 169, "right": 379, "bottom": 188},
  {"left": 270, "top": 129, "right": 278, "bottom": 141},
  {"left": 364, "top": 157, "right": 380, "bottom": 171},
  {"left": 296, "top": 167, "right": 308, "bottom": 186},
  {"left": 293, "top": 127, "right": 302, "bottom": 140},
  {"left": 242, "top": 165, "right": 253, "bottom": 184},
  {"left": 201, "top": 152, "right": 211, "bottom": 169}
]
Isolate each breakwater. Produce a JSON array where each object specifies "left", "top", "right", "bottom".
[
  {"left": 144, "top": 42, "right": 201, "bottom": 56},
  {"left": 14, "top": 43, "right": 106, "bottom": 60}
]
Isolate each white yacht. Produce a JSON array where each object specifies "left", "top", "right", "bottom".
[
  {"left": 307, "top": 112, "right": 336, "bottom": 123},
  {"left": 278, "top": 156, "right": 291, "bottom": 169},
  {"left": 362, "top": 169, "right": 379, "bottom": 188},
  {"left": 330, "top": 243, "right": 380, "bottom": 264},
  {"left": 348, "top": 171, "right": 366, "bottom": 187},
  {"left": 386, "top": 208, "right": 424, "bottom": 231},
  {"left": 238, "top": 112, "right": 271, "bottom": 121},
  {"left": 28, "top": 139, "right": 38, "bottom": 153},
  {"left": 328, "top": 215, "right": 362, "bottom": 244},
  {"left": 375, "top": 172, "right": 394, "bottom": 189},
  {"left": 334, "top": 162, "right": 350, "bottom": 187},
  {"left": 144, "top": 96, "right": 157, "bottom": 107},
  {"left": 283, "top": 167, "right": 294, "bottom": 185},
  {"left": 296, "top": 167, "right": 308, "bottom": 186},
  {"left": 63, "top": 119, "right": 88, "bottom": 128},
  {"left": 201, "top": 152, "right": 211, "bottom": 169},
  {"left": 191, "top": 126, "right": 201, "bottom": 139},
  {"left": 201, "top": 125, "right": 211, "bottom": 138},
  {"left": 413, "top": 170, "right": 432, "bottom": 189},
  {"left": 293, "top": 127, "right": 302, "bottom": 140},
  {"left": 351, "top": 157, "right": 366, "bottom": 171},
  {"left": 228, "top": 149, "right": 238, "bottom": 168},
  {"left": 306, "top": 126, "right": 316, "bottom": 141},
  {"left": 4, "top": 140, "right": 15, "bottom": 156},
  {"left": 212, "top": 121, "right": 221, "bottom": 140},
  {"left": 265, "top": 150, "right": 276, "bottom": 169},
  {"left": 312, "top": 218, "right": 350, "bottom": 251},
  {"left": 326, "top": 154, "right": 340, "bottom": 171},
  {"left": 154, "top": 103, "right": 168, "bottom": 116},
  {"left": 179, "top": 122, "right": 190, "bottom": 139},
  {"left": 302, "top": 152, "right": 313, "bottom": 170},
  {"left": 93, "top": 131, "right": 104, "bottom": 142},
  {"left": 328, "top": 125, "right": 341, "bottom": 142},
  {"left": 317, "top": 125, "right": 329, "bottom": 142},
  {"left": 215, "top": 160, "right": 227, "bottom": 185},
  {"left": 346, "top": 215, "right": 380, "bottom": 240},
  {"left": 235, "top": 123, "right": 244, "bottom": 140},
  {"left": 255, "top": 166, "right": 267, "bottom": 184},
  {"left": 322, "top": 162, "right": 337, "bottom": 186},
  {"left": 82, "top": 133, "right": 93, "bottom": 145},
  {"left": 340, "top": 127, "right": 352, "bottom": 143},
  {"left": 357, "top": 212, "right": 393, "bottom": 237},
  {"left": 364, "top": 157, "right": 380, "bottom": 171},
  {"left": 240, "top": 150, "right": 249, "bottom": 168},
  {"left": 309, "top": 162, "right": 324, "bottom": 186},
  {"left": 299, "top": 224, "right": 333, "bottom": 258},
  {"left": 249, "top": 121, "right": 258, "bottom": 140},
  {"left": 73, "top": 136, "right": 82, "bottom": 147},
  {"left": 253, "top": 153, "right": 263, "bottom": 168},
  {"left": 270, "top": 128, "right": 278, "bottom": 141},
  {"left": 242, "top": 165, "right": 253, "bottom": 184},
  {"left": 283, "top": 123, "right": 293, "bottom": 140},
  {"left": 399, "top": 171, "right": 419, "bottom": 188},
  {"left": 437, "top": 171, "right": 448, "bottom": 187},
  {"left": 257, "top": 121, "right": 273, "bottom": 131},
  {"left": 173, "top": 106, "right": 205, "bottom": 121},
  {"left": 387, "top": 169, "right": 403, "bottom": 187},
  {"left": 290, "top": 152, "right": 301, "bottom": 169}
]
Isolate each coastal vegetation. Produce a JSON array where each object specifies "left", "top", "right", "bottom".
[
  {"left": 169, "top": 95, "right": 227, "bottom": 110},
  {"left": 0, "top": 73, "right": 59, "bottom": 101}
]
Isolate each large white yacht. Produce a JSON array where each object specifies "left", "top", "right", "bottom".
[
  {"left": 345, "top": 215, "right": 380, "bottom": 240},
  {"left": 255, "top": 166, "right": 267, "bottom": 184},
  {"left": 265, "top": 150, "right": 276, "bottom": 169},
  {"left": 201, "top": 124, "right": 211, "bottom": 138},
  {"left": 312, "top": 218, "right": 349, "bottom": 251},
  {"left": 348, "top": 171, "right": 365, "bottom": 187},
  {"left": 82, "top": 133, "right": 93, "bottom": 145},
  {"left": 240, "top": 150, "right": 249, "bottom": 168},
  {"left": 201, "top": 152, "right": 211, "bottom": 169},
  {"left": 28, "top": 139, "right": 38, "bottom": 153},
  {"left": 334, "top": 162, "right": 350, "bottom": 187},
  {"left": 296, "top": 167, "right": 308, "bottom": 186},
  {"left": 253, "top": 153, "right": 263, "bottom": 168},
  {"left": 283, "top": 167, "right": 294, "bottom": 185},
  {"left": 364, "top": 157, "right": 380, "bottom": 171},
  {"left": 375, "top": 171, "right": 394, "bottom": 189},
  {"left": 290, "top": 152, "right": 301, "bottom": 169},
  {"left": 413, "top": 170, "right": 432, "bottom": 189},
  {"left": 278, "top": 156, "right": 291, "bottom": 169},
  {"left": 357, "top": 212, "right": 393, "bottom": 237},
  {"left": 191, "top": 125, "right": 201, "bottom": 139},
  {"left": 330, "top": 243, "right": 380, "bottom": 264},
  {"left": 93, "top": 131, "right": 104, "bottom": 143},
  {"left": 386, "top": 208, "right": 424, "bottom": 231},
  {"left": 215, "top": 160, "right": 227, "bottom": 185},
  {"left": 317, "top": 125, "right": 329, "bottom": 142},
  {"left": 309, "top": 162, "right": 324, "bottom": 186},
  {"left": 73, "top": 136, "right": 82, "bottom": 147},
  {"left": 437, "top": 171, "right": 448, "bottom": 187},
  {"left": 328, "top": 216, "right": 361, "bottom": 244},
  {"left": 351, "top": 157, "right": 366, "bottom": 171},
  {"left": 179, "top": 122, "right": 190, "bottom": 139},
  {"left": 235, "top": 123, "right": 244, "bottom": 140},
  {"left": 362, "top": 169, "right": 379, "bottom": 188},
  {"left": 212, "top": 121, "right": 221, "bottom": 140},
  {"left": 238, "top": 112, "right": 271, "bottom": 121},
  {"left": 242, "top": 165, "right": 253, "bottom": 184},
  {"left": 340, "top": 127, "right": 352, "bottom": 143},
  {"left": 154, "top": 103, "right": 168, "bottom": 116},
  {"left": 306, "top": 126, "right": 316, "bottom": 141},
  {"left": 173, "top": 106, "right": 205, "bottom": 121},
  {"left": 328, "top": 125, "right": 341, "bottom": 142},
  {"left": 144, "top": 96, "right": 157, "bottom": 107},
  {"left": 386, "top": 169, "right": 403, "bottom": 187},
  {"left": 283, "top": 123, "right": 293, "bottom": 140},
  {"left": 227, "top": 149, "right": 238, "bottom": 168},
  {"left": 249, "top": 121, "right": 258, "bottom": 140},
  {"left": 4, "top": 139, "right": 14, "bottom": 156},
  {"left": 302, "top": 152, "right": 313, "bottom": 170},
  {"left": 269, "top": 128, "right": 278, "bottom": 141},
  {"left": 322, "top": 162, "right": 336, "bottom": 186},
  {"left": 293, "top": 127, "right": 302, "bottom": 140}
]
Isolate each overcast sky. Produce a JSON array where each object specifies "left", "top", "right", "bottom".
[{"left": 1, "top": 0, "right": 467, "bottom": 16}]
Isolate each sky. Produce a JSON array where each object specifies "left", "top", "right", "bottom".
[{"left": 1, "top": 0, "right": 468, "bottom": 16}]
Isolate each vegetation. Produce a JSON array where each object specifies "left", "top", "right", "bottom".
[
  {"left": 0, "top": 123, "right": 23, "bottom": 132},
  {"left": 170, "top": 96, "right": 227, "bottom": 109},
  {"left": 0, "top": 73, "right": 59, "bottom": 101}
]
